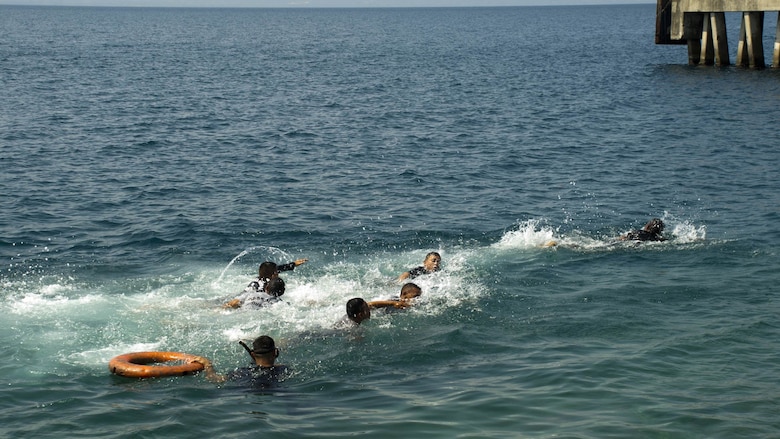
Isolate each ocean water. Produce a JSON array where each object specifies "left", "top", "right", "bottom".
[{"left": 2, "top": 4, "right": 780, "bottom": 438}]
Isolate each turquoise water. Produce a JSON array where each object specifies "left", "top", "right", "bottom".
[{"left": 2, "top": 4, "right": 780, "bottom": 438}]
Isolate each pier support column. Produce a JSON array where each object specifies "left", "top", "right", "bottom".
[
  {"left": 737, "top": 11, "right": 765, "bottom": 68},
  {"left": 688, "top": 12, "right": 729, "bottom": 66},
  {"left": 685, "top": 13, "right": 705, "bottom": 65},
  {"left": 774, "top": 12, "right": 780, "bottom": 67},
  {"left": 700, "top": 13, "right": 716, "bottom": 64},
  {"left": 710, "top": 12, "right": 730, "bottom": 65}
]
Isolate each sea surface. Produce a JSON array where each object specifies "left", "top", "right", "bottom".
[{"left": 2, "top": 4, "right": 780, "bottom": 438}]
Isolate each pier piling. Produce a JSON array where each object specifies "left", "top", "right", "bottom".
[{"left": 656, "top": 0, "right": 780, "bottom": 68}]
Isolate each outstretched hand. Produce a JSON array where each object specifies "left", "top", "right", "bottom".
[{"left": 194, "top": 357, "right": 227, "bottom": 383}]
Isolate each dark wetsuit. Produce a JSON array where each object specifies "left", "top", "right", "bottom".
[
  {"left": 406, "top": 266, "right": 430, "bottom": 279},
  {"left": 226, "top": 365, "right": 289, "bottom": 388},
  {"left": 623, "top": 230, "right": 665, "bottom": 242}
]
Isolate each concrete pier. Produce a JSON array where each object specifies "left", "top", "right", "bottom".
[{"left": 656, "top": 0, "right": 780, "bottom": 68}]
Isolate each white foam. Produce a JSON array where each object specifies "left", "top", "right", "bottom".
[
  {"left": 669, "top": 220, "right": 707, "bottom": 243},
  {"left": 68, "top": 341, "right": 164, "bottom": 368},
  {"left": 492, "top": 216, "right": 709, "bottom": 252},
  {"left": 492, "top": 219, "right": 558, "bottom": 249}
]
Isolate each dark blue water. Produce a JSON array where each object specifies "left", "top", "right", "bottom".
[{"left": 2, "top": 4, "right": 780, "bottom": 438}]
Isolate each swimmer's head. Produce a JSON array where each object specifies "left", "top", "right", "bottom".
[
  {"left": 643, "top": 218, "right": 664, "bottom": 235},
  {"left": 423, "top": 252, "right": 441, "bottom": 272},
  {"left": 400, "top": 283, "right": 422, "bottom": 300},
  {"left": 250, "top": 335, "right": 279, "bottom": 365},
  {"left": 265, "top": 277, "right": 285, "bottom": 297},
  {"left": 258, "top": 261, "right": 279, "bottom": 280},
  {"left": 346, "top": 297, "right": 370, "bottom": 324},
  {"left": 252, "top": 335, "right": 277, "bottom": 355}
]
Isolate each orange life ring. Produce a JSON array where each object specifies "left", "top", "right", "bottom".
[{"left": 108, "top": 351, "right": 207, "bottom": 378}]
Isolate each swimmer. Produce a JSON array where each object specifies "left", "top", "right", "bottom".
[
  {"left": 335, "top": 297, "right": 371, "bottom": 328},
  {"left": 620, "top": 218, "right": 666, "bottom": 242},
  {"left": 245, "top": 258, "right": 307, "bottom": 294},
  {"left": 198, "top": 335, "right": 288, "bottom": 386},
  {"left": 224, "top": 277, "right": 285, "bottom": 309},
  {"left": 368, "top": 283, "right": 422, "bottom": 310},
  {"left": 397, "top": 252, "right": 441, "bottom": 282}
]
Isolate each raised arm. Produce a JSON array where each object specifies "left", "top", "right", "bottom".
[{"left": 278, "top": 258, "right": 308, "bottom": 272}]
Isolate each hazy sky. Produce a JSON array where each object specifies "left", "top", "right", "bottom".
[{"left": 0, "top": 0, "right": 653, "bottom": 7}]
